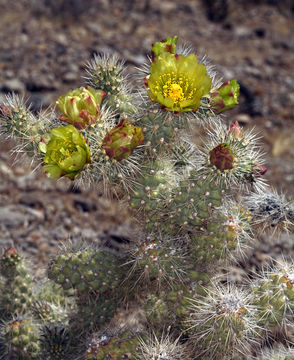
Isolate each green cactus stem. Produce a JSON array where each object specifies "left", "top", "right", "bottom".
[
  {"left": 3, "top": 318, "right": 40, "bottom": 359},
  {"left": 126, "top": 235, "right": 186, "bottom": 291},
  {"left": 251, "top": 263, "right": 294, "bottom": 329},
  {"left": 0, "top": 247, "right": 35, "bottom": 316},
  {"left": 48, "top": 248, "right": 124, "bottom": 295},
  {"left": 187, "top": 285, "right": 258, "bottom": 360},
  {"left": 106, "top": 93, "right": 137, "bottom": 118}
]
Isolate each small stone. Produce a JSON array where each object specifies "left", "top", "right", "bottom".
[
  {"left": 234, "top": 114, "right": 251, "bottom": 124},
  {"left": 1, "top": 79, "right": 25, "bottom": 93},
  {"left": 86, "top": 22, "right": 103, "bottom": 35},
  {"left": 0, "top": 206, "right": 29, "bottom": 228},
  {"left": 235, "top": 26, "right": 251, "bottom": 38},
  {"left": 63, "top": 71, "right": 77, "bottom": 83}
]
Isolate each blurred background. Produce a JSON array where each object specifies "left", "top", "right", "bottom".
[{"left": 0, "top": 0, "right": 293, "bottom": 272}]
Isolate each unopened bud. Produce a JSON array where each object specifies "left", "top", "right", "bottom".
[
  {"left": 210, "top": 79, "right": 240, "bottom": 114},
  {"left": 209, "top": 143, "right": 235, "bottom": 171},
  {"left": 229, "top": 121, "right": 242, "bottom": 140},
  {"left": 151, "top": 36, "right": 178, "bottom": 61}
]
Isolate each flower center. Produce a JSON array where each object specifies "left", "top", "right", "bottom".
[
  {"left": 166, "top": 83, "right": 184, "bottom": 101},
  {"left": 154, "top": 72, "right": 197, "bottom": 105},
  {"left": 59, "top": 136, "right": 75, "bottom": 157}
]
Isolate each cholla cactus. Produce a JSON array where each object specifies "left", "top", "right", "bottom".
[{"left": 0, "top": 35, "right": 293, "bottom": 359}]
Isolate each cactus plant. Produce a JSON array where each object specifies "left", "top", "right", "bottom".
[{"left": 0, "top": 35, "right": 293, "bottom": 359}]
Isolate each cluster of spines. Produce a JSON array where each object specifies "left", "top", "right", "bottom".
[
  {"left": 125, "top": 233, "right": 186, "bottom": 292},
  {"left": 40, "top": 325, "right": 73, "bottom": 360},
  {"left": 137, "top": 332, "right": 189, "bottom": 360},
  {"left": 85, "top": 54, "right": 125, "bottom": 96},
  {"left": 0, "top": 95, "right": 49, "bottom": 161},
  {"left": 257, "top": 345, "right": 294, "bottom": 360},
  {"left": 85, "top": 53, "right": 137, "bottom": 118},
  {"left": 186, "top": 284, "right": 259, "bottom": 359},
  {"left": 191, "top": 122, "right": 267, "bottom": 191},
  {"left": 245, "top": 190, "right": 294, "bottom": 234}
]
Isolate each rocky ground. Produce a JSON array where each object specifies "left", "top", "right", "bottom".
[{"left": 0, "top": 0, "right": 294, "bottom": 276}]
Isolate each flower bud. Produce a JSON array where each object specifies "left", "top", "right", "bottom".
[
  {"left": 39, "top": 125, "right": 91, "bottom": 180},
  {"left": 209, "top": 143, "right": 235, "bottom": 171},
  {"left": 0, "top": 105, "right": 11, "bottom": 116},
  {"left": 4, "top": 246, "right": 18, "bottom": 258},
  {"left": 228, "top": 121, "right": 243, "bottom": 140},
  {"left": 244, "top": 165, "right": 267, "bottom": 184},
  {"left": 210, "top": 79, "right": 240, "bottom": 114},
  {"left": 152, "top": 36, "right": 178, "bottom": 60},
  {"left": 102, "top": 119, "right": 144, "bottom": 161},
  {"left": 1, "top": 246, "right": 21, "bottom": 267},
  {"left": 57, "top": 87, "right": 106, "bottom": 129},
  {"left": 253, "top": 165, "right": 267, "bottom": 177}
]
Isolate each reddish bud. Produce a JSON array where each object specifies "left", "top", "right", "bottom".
[
  {"left": 4, "top": 246, "right": 18, "bottom": 258},
  {"left": 0, "top": 105, "right": 11, "bottom": 116},
  {"left": 253, "top": 165, "right": 267, "bottom": 177},
  {"left": 209, "top": 143, "right": 235, "bottom": 171},
  {"left": 229, "top": 121, "right": 243, "bottom": 140}
]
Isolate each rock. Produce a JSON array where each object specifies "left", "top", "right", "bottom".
[
  {"left": 1, "top": 79, "right": 25, "bottom": 93},
  {"left": 86, "top": 22, "right": 103, "bottom": 35},
  {"left": 234, "top": 26, "right": 252, "bottom": 38},
  {"left": 234, "top": 113, "right": 251, "bottom": 124},
  {"left": 62, "top": 71, "right": 78, "bottom": 83},
  {"left": 0, "top": 206, "right": 30, "bottom": 228},
  {"left": 272, "top": 131, "right": 294, "bottom": 157}
]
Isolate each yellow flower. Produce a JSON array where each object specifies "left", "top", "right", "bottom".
[{"left": 145, "top": 52, "right": 211, "bottom": 113}]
